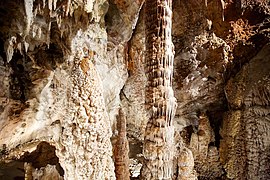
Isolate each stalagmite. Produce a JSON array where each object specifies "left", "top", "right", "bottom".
[
  {"left": 32, "top": 165, "right": 63, "bottom": 180},
  {"left": 114, "top": 108, "right": 130, "bottom": 180},
  {"left": 142, "top": 0, "right": 177, "bottom": 179},
  {"left": 55, "top": 51, "right": 116, "bottom": 179}
]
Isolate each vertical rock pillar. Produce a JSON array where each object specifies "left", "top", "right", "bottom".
[
  {"left": 142, "top": 0, "right": 177, "bottom": 179},
  {"left": 56, "top": 53, "right": 116, "bottom": 180},
  {"left": 114, "top": 108, "right": 130, "bottom": 180}
]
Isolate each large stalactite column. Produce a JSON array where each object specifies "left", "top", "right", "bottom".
[{"left": 142, "top": 0, "right": 177, "bottom": 179}]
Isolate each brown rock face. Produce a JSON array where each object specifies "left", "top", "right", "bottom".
[
  {"left": 220, "top": 44, "right": 270, "bottom": 180},
  {"left": 0, "top": 0, "right": 269, "bottom": 179}
]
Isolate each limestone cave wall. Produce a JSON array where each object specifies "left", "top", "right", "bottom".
[{"left": 0, "top": 0, "right": 269, "bottom": 179}]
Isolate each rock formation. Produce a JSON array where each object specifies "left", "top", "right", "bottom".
[
  {"left": 0, "top": 0, "right": 269, "bottom": 179},
  {"left": 142, "top": 0, "right": 177, "bottom": 179},
  {"left": 113, "top": 108, "right": 130, "bottom": 180}
]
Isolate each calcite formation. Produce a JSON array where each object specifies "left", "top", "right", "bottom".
[
  {"left": 0, "top": 0, "right": 116, "bottom": 179},
  {"left": 177, "top": 147, "right": 196, "bottom": 180},
  {"left": 25, "top": 163, "right": 63, "bottom": 180},
  {"left": 0, "top": 0, "right": 270, "bottom": 179},
  {"left": 220, "top": 44, "right": 270, "bottom": 180},
  {"left": 113, "top": 108, "right": 130, "bottom": 180},
  {"left": 142, "top": 0, "right": 177, "bottom": 179}
]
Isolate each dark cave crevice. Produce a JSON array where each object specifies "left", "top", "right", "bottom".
[
  {"left": 0, "top": 161, "right": 25, "bottom": 180},
  {"left": 0, "top": 142, "right": 64, "bottom": 180},
  {"left": 9, "top": 52, "right": 32, "bottom": 102},
  {"left": 34, "top": 42, "right": 64, "bottom": 70},
  {"left": 206, "top": 106, "right": 227, "bottom": 149},
  {"left": 20, "top": 141, "right": 64, "bottom": 176},
  {"left": 0, "top": 38, "right": 6, "bottom": 62},
  {"left": 180, "top": 125, "right": 195, "bottom": 146}
]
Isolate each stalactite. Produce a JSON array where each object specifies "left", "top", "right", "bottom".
[
  {"left": 66, "top": 0, "right": 71, "bottom": 16},
  {"left": 220, "top": 0, "right": 225, "bottom": 21},
  {"left": 24, "top": 0, "right": 34, "bottom": 36},
  {"left": 114, "top": 108, "right": 130, "bottom": 180},
  {"left": 142, "top": 0, "right": 177, "bottom": 179},
  {"left": 4, "top": 36, "right": 16, "bottom": 63},
  {"left": 53, "top": 0, "right": 58, "bottom": 10}
]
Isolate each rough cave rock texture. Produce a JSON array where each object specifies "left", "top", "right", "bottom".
[{"left": 0, "top": 0, "right": 269, "bottom": 179}]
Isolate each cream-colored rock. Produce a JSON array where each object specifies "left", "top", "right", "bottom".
[
  {"left": 25, "top": 163, "right": 63, "bottom": 180},
  {"left": 189, "top": 113, "right": 214, "bottom": 159},
  {"left": 177, "top": 147, "right": 197, "bottom": 180},
  {"left": 0, "top": 0, "right": 116, "bottom": 179}
]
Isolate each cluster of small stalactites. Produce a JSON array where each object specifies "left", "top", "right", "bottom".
[{"left": 4, "top": 0, "right": 98, "bottom": 64}]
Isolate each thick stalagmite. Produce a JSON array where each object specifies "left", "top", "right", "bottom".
[
  {"left": 142, "top": 0, "right": 177, "bottom": 179},
  {"left": 55, "top": 48, "right": 116, "bottom": 179}
]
